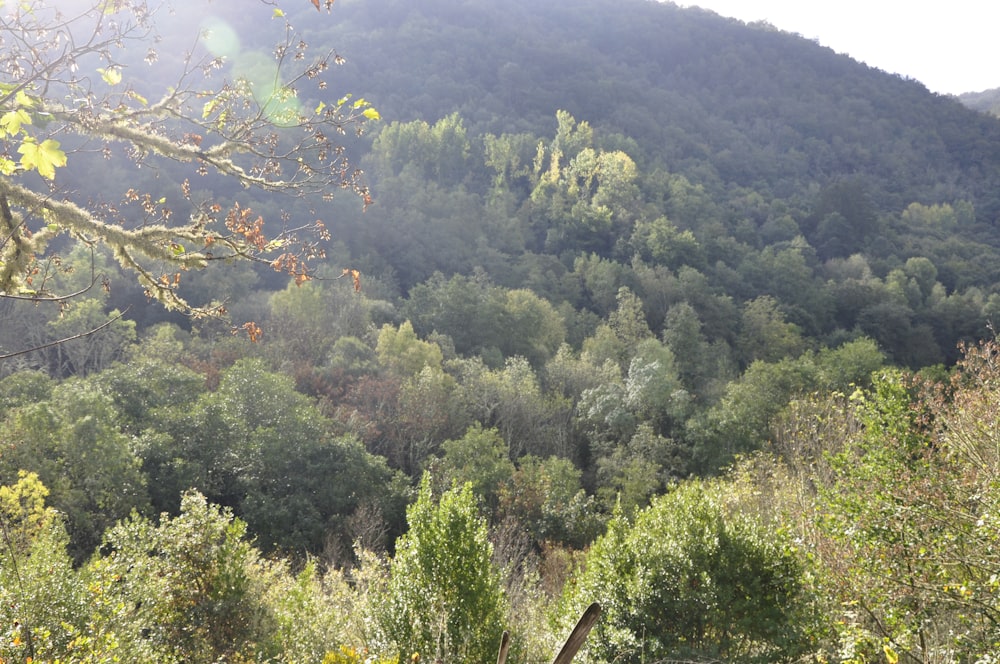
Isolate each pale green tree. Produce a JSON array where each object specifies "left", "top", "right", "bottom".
[
  {"left": 736, "top": 295, "right": 807, "bottom": 366},
  {"left": 0, "top": 472, "right": 88, "bottom": 663},
  {"left": 562, "top": 480, "right": 808, "bottom": 664},
  {"left": 368, "top": 113, "right": 471, "bottom": 185},
  {"left": 376, "top": 320, "right": 445, "bottom": 377},
  {"left": 383, "top": 477, "right": 506, "bottom": 663}
]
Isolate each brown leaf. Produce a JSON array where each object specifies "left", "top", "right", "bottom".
[
  {"left": 310, "top": 0, "right": 320, "bottom": 9},
  {"left": 340, "top": 267, "right": 361, "bottom": 292}
]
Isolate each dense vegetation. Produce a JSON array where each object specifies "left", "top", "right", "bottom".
[{"left": 5, "top": 0, "right": 1000, "bottom": 662}]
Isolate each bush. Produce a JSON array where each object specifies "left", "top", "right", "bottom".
[{"left": 561, "top": 479, "right": 808, "bottom": 663}]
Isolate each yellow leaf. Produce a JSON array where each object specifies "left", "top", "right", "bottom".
[
  {"left": 273, "top": 8, "right": 285, "bottom": 17},
  {"left": 18, "top": 138, "right": 68, "bottom": 179},
  {"left": 0, "top": 108, "right": 32, "bottom": 135},
  {"left": 203, "top": 99, "right": 218, "bottom": 119},
  {"left": 98, "top": 67, "right": 122, "bottom": 85},
  {"left": 883, "top": 644, "right": 899, "bottom": 664},
  {"left": 362, "top": 107, "right": 381, "bottom": 121},
  {"left": 15, "top": 90, "right": 35, "bottom": 108}
]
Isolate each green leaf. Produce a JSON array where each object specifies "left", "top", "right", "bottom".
[
  {"left": 18, "top": 138, "right": 68, "bottom": 180},
  {"left": 0, "top": 157, "right": 16, "bottom": 175},
  {"left": 314, "top": 101, "right": 326, "bottom": 114}
]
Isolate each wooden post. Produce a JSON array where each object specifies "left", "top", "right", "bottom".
[
  {"left": 494, "top": 601, "right": 601, "bottom": 664},
  {"left": 495, "top": 630, "right": 511, "bottom": 664},
  {"left": 551, "top": 602, "right": 602, "bottom": 664}
]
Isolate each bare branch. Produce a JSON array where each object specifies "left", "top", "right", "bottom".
[{"left": 0, "top": 306, "right": 129, "bottom": 361}]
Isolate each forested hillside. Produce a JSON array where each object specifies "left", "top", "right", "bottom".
[
  {"left": 5, "top": 0, "right": 1000, "bottom": 662},
  {"left": 306, "top": 0, "right": 1000, "bottom": 214},
  {"left": 960, "top": 87, "right": 1000, "bottom": 117}
]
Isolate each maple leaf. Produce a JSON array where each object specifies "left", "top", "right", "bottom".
[{"left": 18, "top": 138, "right": 67, "bottom": 179}]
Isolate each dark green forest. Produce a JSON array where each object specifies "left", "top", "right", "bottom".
[{"left": 5, "top": 0, "right": 1000, "bottom": 662}]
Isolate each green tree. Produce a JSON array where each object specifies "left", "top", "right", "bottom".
[
  {"left": 376, "top": 320, "right": 445, "bottom": 377},
  {"left": 661, "top": 301, "right": 719, "bottom": 395},
  {"left": 581, "top": 286, "right": 652, "bottom": 371},
  {"left": 482, "top": 130, "right": 538, "bottom": 194},
  {"left": 383, "top": 477, "right": 506, "bottom": 664},
  {"left": 691, "top": 338, "right": 884, "bottom": 473},
  {"left": 404, "top": 271, "right": 508, "bottom": 363},
  {"left": 368, "top": 113, "right": 470, "bottom": 184},
  {"left": 454, "top": 355, "right": 567, "bottom": 459},
  {"left": 145, "top": 358, "right": 406, "bottom": 553},
  {"left": 267, "top": 280, "right": 371, "bottom": 366},
  {"left": 94, "top": 330, "right": 206, "bottom": 434},
  {"left": 438, "top": 424, "right": 515, "bottom": 513},
  {"left": 86, "top": 491, "right": 282, "bottom": 663},
  {"left": 736, "top": 295, "right": 807, "bottom": 366},
  {"left": 501, "top": 454, "right": 601, "bottom": 548},
  {"left": 500, "top": 288, "right": 567, "bottom": 367},
  {"left": 806, "top": 179, "right": 878, "bottom": 260},
  {"left": 0, "top": 472, "right": 87, "bottom": 663},
  {"left": 595, "top": 422, "right": 688, "bottom": 515},
  {"left": 0, "top": 378, "right": 149, "bottom": 559},
  {"left": 0, "top": 370, "right": 52, "bottom": 417},
  {"left": 562, "top": 479, "right": 808, "bottom": 664},
  {"left": 393, "top": 364, "right": 463, "bottom": 476},
  {"left": 629, "top": 216, "right": 706, "bottom": 270}
]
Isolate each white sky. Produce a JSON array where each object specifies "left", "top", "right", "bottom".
[{"left": 677, "top": 1, "right": 1000, "bottom": 95}]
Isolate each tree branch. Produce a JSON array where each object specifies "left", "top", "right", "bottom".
[{"left": 0, "top": 306, "right": 130, "bottom": 361}]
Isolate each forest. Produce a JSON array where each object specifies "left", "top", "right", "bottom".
[{"left": 4, "top": 0, "right": 1000, "bottom": 662}]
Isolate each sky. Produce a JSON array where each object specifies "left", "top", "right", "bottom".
[{"left": 677, "top": 1, "right": 1000, "bottom": 96}]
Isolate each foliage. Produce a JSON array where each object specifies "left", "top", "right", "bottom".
[
  {"left": 0, "top": 378, "right": 149, "bottom": 559},
  {"left": 382, "top": 477, "right": 506, "bottom": 664},
  {"left": 501, "top": 454, "right": 602, "bottom": 549},
  {"left": 144, "top": 357, "right": 407, "bottom": 554},
  {"left": 562, "top": 479, "right": 809, "bottom": 664},
  {"left": 794, "top": 347, "right": 1000, "bottom": 662},
  {"left": 83, "top": 492, "right": 281, "bottom": 662},
  {"left": 437, "top": 423, "right": 515, "bottom": 513},
  {"left": 0, "top": 473, "right": 85, "bottom": 663}
]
